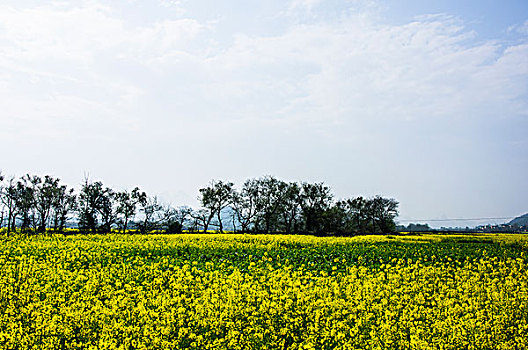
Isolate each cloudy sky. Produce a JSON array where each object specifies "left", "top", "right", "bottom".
[{"left": 1, "top": 0, "right": 527, "bottom": 227}]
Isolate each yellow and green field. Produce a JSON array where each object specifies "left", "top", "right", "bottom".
[{"left": 1, "top": 233, "right": 527, "bottom": 349}]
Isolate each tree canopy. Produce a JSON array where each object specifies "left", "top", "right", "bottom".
[{"left": 0, "top": 172, "right": 399, "bottom": 235}]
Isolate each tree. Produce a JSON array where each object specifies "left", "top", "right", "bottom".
[
  {"left": 137, "top": 195, "right": 163, "bottom": 234},
  {"left": 320, "top": 204, "right": 347, "bottom": 235},
  {"left": 0, "top": 176, "right": 18, "bottom": 234},
  {"left": 34, "top": 175, "right": 61, "bottom": 233},
  {"left": 115, "top": 187, "right": 143, "bottom": 233},
  {"left": 278, "top": 182, "right": 302, "bottom": 234},
  {"left": 188, "top": 208, "right": 206, "bottom": 233},
  {"left": 189, "top": 208, "right": 207, "bottom": 233},
  {"left": 299, "top": 182, "right": 333, "bottom": 233},
  {"left": 0, "top": 172, "right": 4, "bottom": 229},
  {"left": 336, "top": 196, "right": 370, "bottom": 234},
  {"left": 14, "top": 174, "right": 40, "bottom": 233},
  {"left": 198, "top": 180, "right": 234, "bottom": 233},
  {"left": 0, "top": 171, "right": 401, "bottom": 235},
  {"left": 231, "top": 179, "right": 260, "bottom": 233},
  {"left": 98, "top": 187, "right": 117, "bottom": 233},
  {"left": 159, "top": 205, "right": 191, "bottom": 233},
  {"left": 173, "top": 206, "right": 192, "bottom": 232},
  {"left": 324, "top": 196, "right": 400, "bottom": 235},
  {"left": 77, "top": 179, "right": 107, "bottom": 233},
  {"left": 190, "top": 208, "right": 215, "bottom": 233},
  {"left": 50, "top": 185, "right": 76, "bottom": 233},
  {"left": 0, "top": 173, "right": 76, "bottom": 234},
  {"left": 366, "top": 196, "right": 399, "bottom": 233},
  {"left": 252, "top": 176, "right": 288, "bottom": 233}
]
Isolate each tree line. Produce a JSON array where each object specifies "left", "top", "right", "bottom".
[{"left": 0, "top": 172, "right": 399, "bottom": 235}]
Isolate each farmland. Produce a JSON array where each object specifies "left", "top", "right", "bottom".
[{"left": 1, "top": 233, "right": 527, "bottom": 349}]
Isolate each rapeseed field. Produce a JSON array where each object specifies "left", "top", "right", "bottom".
[{"left": 1, "top": 233, "right": 527, "bottom": 349}]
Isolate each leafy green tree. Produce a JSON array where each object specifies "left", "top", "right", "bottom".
[
  {"left": 279, "top": 182, "right": 302, "bottom": 234},
  {"left": 252, "top": 176, "right": 288, "bottom": 233},
  {"left": 299, "top": 182, "right": 333, "bottom": 233},
  {"left": 366, "top": 196, "right": 399, "bottom": 233},
  {"left": 336, "top": 196, "right": 370, "bottom": 234},
  {"left": 77, "top": 179, "right": 108, "bottom": 233},
  {"left": 320, "top": 204, "right": 347, "bottom": 235}
]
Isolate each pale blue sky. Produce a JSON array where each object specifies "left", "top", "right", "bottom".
[{"left": 0, "top": 0, "right": 526, "bottom": 227}]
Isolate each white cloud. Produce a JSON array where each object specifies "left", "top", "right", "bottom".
[
  {"left": 288, "top": 0, "right": 322, "bottom": 12},
  {"left": 159, "top": 0, "right": 185, "bottom": 14},
  {"left": 0, "top": 1, "right": 206, "bottom": 139},
  {"left": 1, "top": 1, "right": 526, "bottom": 136},
  {"left": 0, "top": 1, "right": 526, "bottom": 220},
  {"left": 0, "top": 3, "right": 204, "bottom": 63},
  {"left": 508, "top": 19, "right": 528, "bottom": 36},
  {"left": 190, "top": 14, "right": 527, "bottom": 132},
  {"left": 0, "top": 3, "right": 122, "bottom": 62}
]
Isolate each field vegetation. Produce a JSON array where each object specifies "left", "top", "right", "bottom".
[{"left": 1, "top": 233, "right": 527, "bottom": 349}]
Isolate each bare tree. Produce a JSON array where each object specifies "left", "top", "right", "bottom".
[
  {"left": 159, "top": 205, "right": 191, "bottom": 233},
  {"left": 0, "top": 172, "right": 5, "bottom": 230},
  {"left": 231, "top": 179, "right": 261, "bottom": 233},
  {"left": 115, "top": 187, "right": 143, "bottom": 233},
  {"left": 137, "top": 195, "right": 163, "bottom": 234},
  {"left": 51, "top": 186, "right": 76, "bottom": 233},
  {"left": 34, "top": 175, "right": 61, "bottom": 233},
  {"left": 198, "top": 180, "right": 234, "bottom": 233},
  {"left": 14, "top": 174, "right": 40, "bottom": 233},
  {"left": 190, "top": 208, "right": 214, "bottom": 233},
  {"left": 1, "top": 177, "right": 17, "bottom": 234},
  {"left": 98, "top": 187, "right": 117, "bottom": 233},
  {"left": 0, "top": 170, "right": 400, "bottom": 236}
]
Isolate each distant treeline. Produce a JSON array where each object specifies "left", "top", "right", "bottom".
[
  {"left": 397, "top": 222, "right": 527, "bottom": 234},
  {"left": 0, "top": 172, "right": 399, "bottom": 235}
]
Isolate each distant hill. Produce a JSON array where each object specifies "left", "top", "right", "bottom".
[{"left": 509, "top": 213, "right": 528, "bottom": 226}]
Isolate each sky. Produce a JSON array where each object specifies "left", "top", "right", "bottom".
[{"left": 0, "top": 0, "right": 527, "bottom": 227}]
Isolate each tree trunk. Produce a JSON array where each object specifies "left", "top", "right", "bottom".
[
  {"left": 123, "top": 216, "right": 128, "bottom": 234},
  {"left": 52, "top": 213, "right": 59, "bottom": 232},
  {"left": 6, "top": 212, "right": 11, "bottom": 234},
  {"left": 91, "top": 215, "right": 97, "bottom": 234},
  {"left": 38, "top": 213, "right": 46, "bottom": 233},
  {"left": 217, "top": 210, "right": 223, "bottom": 233},
  {"left": 203, "top": 217, "right": 210, "bottom": 233},
  {"left": 58, "top": 213, "right": 66, "bottom": 233},
  {"left": 204, "top": 211, "right": 214, "bottom": 233},
  {"left": 8, "top": 212, "right": 14, "bottom": 234}
]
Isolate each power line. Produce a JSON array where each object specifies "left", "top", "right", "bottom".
[{"left": 398, "top": 217, "right": 514, "bottom": 222}]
